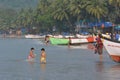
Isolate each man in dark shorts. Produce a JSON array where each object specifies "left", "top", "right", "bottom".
[
  {"left": 95, "top": 34, "right": 103, "bottom": 61},
  {"left": 45, "top": 36, "right": 49, "bottom": 45}
]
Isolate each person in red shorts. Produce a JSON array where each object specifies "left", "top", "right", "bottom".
[{"left": 28, "top": 48, "right": 36, "bottom": 60}]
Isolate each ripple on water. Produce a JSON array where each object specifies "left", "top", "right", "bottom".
[{"left": 0, "top": 72, "right": 33, "bottom": 80}]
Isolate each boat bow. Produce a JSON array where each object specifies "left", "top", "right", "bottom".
[{"left": 102, "top": 37, "right": 120, "bottom": 62}]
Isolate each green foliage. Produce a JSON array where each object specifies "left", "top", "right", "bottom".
[
  {"left": 86, "top": 0, "right": 108, "bottom": 20},
  {"left": 0, "top": 0, "right": 120, "bottom": 33},
  {"left": 0, "top": 8, "right": 17, "bottom": 30}
]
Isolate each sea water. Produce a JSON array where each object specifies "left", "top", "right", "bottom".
[{"left": 0, "top": 38, "right": 119, "bottom": 80}]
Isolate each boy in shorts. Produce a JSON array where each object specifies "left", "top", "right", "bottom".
[{"left": 40, "top": 48, "right": 46, "bottom": 64}]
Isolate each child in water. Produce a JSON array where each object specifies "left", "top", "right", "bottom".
[
  {"left": 40, "top": 48, "right": 46, "bottom": 64},
  {"left": 28, "top": 48, "right": 36, "bottom": 60}
]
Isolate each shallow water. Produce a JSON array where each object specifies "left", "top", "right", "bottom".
[{"left": 0, "top": 38, "right": 120, "bottom": 80}]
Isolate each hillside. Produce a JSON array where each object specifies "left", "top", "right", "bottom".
[{"left": 0, "top": 0, "right": 38, "bottom": 10}]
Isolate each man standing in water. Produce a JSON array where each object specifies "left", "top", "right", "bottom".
[
  {"left": 45, "top": 36, "right": 49, "bottom": 45},
  {"left": 68, "top": 37, "right": 71, "bottom": 48},
  {"left": 40, "top": 48, "right": 46, "bottom": 64},
  {"left": 95, "top": 34, "right": 103, "bottom": 61}
]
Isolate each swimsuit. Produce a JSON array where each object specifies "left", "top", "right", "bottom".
[
  {"left": 28, "top": 55, "right": 32, "bottom": 59},
  {"left": 40, "top": 57, "right": 46, "bottom": 63}
]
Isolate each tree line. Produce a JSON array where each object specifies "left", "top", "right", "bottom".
[{"left": 0, "top": 0, "right": 120, "bottom": 34}]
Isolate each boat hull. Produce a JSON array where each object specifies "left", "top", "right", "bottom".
[
  {"left": 70, "top": 37, "right": 95, "bottom": 45},
  {"left": 49, "top": 37, "right": 95, "bottom": 45},
  {"left": 49, "top": 37, "right": 69, "bottom": 45},
  {"left": 25, "top": 34, "right": 45, "bottom": 39},
  {"left": 110, "top": 55, "right": 120, "bottom": 62},
  {"left": 102, "top": 38, "right": 120, "bottom": 62}
]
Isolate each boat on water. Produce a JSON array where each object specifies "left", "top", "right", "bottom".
[
  {"left": 102, "top": 34, "right": 111, "bottom": 39},
  {"left": 101, "top": 37, "right": 120, "bottom": 63},
  {"left": 25, "top": 34, "right": 45, "bottom": 39},
  {"left": 49, "top": 36, "right": 95, "bottom": 45},
  {"left": 49, "top": 37, "right": 69, "bottom": 45},
  {"left": 76, "top": 34, "right": 90, "bottom": 38},
  {"left": 70, "top": 37, "right": 95, "bottom": 45}
]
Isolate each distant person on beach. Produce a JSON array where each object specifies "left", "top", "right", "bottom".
[
  {"left": 28, "top": 48, "right": 36, "bottom": 60},
  {"left": 95, "top": 34, "right": 103, "bottom": 61},
  {"left": 68, "top": 37, "right": 71, "bottom": 48},
  {"left": 3, "top": 32, "right": 6, "bottom": 38},
  {"left": 45, "top": 36, "right": 49, "bottom": 45},
  {"left": 40, "top": 48, "right": 46, "bottom": 64}
]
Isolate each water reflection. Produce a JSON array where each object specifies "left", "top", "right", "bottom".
[
  {"left": 40, "top": 64, "right": 46, "bottom": 80},
  {"left": 109, "top": 64, "right": 120, "bottom": 74},
  {"left": 28, "top": 60, "right": 35, "bottom": 65},
  {"left": 40, "top": 63, "right": 46, "bottom": 72},
  {"left": 111, "top": 64, "right": 120, "bottom": 70},
  {"left": 95, "top": 61, "right": 104, "bottom": 72},
  {"left": 104, "top": 64, "right": 120, "bottom": 80}
]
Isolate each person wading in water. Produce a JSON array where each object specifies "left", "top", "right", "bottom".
[
  {"left": 28, "top": 48, "right": 36, "bottom": 61},
  {"left": 40, "top": 48, "right": 46, "bottom": 64},
  {"left": 95, "top": 34, "right": 103, "bottom": 61}
]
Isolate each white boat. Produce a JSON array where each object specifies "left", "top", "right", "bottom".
[
  {"left": 70, "top": 36, "right": 95, "bottom": 45},
  {"left": 53, "top": 35, "right": 63, "bottom": 38},
  {"left": 76, "top": 34, "right": 90, "bottom": 38},
  {"left": 102, "top": 34, "right": 111, "bottom": 39},
  {"left": 70, "top": 38, "right": 88, "bottom": 44},
  {"left": 49, "top": 36, "right": 95, "bottom": 45},
  {"left": 102, "top": 37, "right": 120, "bottom": 62},
  {"left": 64, "top": 35, "right": 75, "bottom": 38},
  {"left": 25, "top": 34, "right": 45, "bottom": 39}
]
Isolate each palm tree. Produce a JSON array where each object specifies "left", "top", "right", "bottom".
[
  {"left": 16, "top": 8, "right": 27, "bottom": 27},
  {"left": 108, "top": 0, "right": 120, "bottom": 23},
  {"left": 51, "top": 0, "right": 70, "bottom": 21},
  {"left": 51, "top": 0, "right": 76, "bottom": 32},
  {"left": 68, "top": 0, "right": 89, "bottom": 20},
  {"left": 86, "top": 0, "right": 108, "bottom": 21},
  {"left": 37, "top": 0, "right": 50, "bottom": 14},
  {"left": 108, "top": 0, "right": 120, "bottom": 7},
  {"left": 35, "top": 0, "right": 55, "bottom": 33}
]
